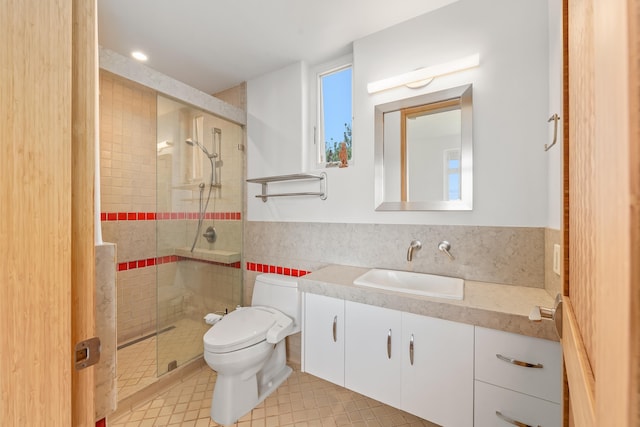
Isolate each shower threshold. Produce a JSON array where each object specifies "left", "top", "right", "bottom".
[{"left": 117, "top": 325, "right": 175, "bottom": 351}]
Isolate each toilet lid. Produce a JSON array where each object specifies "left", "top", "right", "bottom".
[{"left": 203, "top": 307, "right": 277, "bottom": 353}]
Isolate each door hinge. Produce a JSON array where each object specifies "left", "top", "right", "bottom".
[{"left": 75, "top": 337, "right": 101, "bottom": 370}]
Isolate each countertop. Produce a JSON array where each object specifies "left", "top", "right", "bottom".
[{"left": 299, "top": 264, "right": 559, "bottom": 341}]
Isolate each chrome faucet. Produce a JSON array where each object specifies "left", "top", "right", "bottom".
[{"left": 407, "top": 240, "right": 422, "bottom": 261}]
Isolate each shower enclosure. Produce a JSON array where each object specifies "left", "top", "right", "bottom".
[
  {"left": 155, "top": 94, "right": 244, "bottom": 376},
  {"left": 99, "top": 70, "right": 244, "bottom": 404}
]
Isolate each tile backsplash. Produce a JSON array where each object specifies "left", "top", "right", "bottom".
[{"left": 244, "top": 221, "right": 546, "bottom": 293}]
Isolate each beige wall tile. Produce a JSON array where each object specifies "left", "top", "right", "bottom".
[{"left": 99, "top": 71, "right": 157, "bottom": 214}]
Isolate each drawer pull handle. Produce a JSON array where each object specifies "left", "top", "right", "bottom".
[
  {"left": 332, "top": 316, "right": 337, "bottom": 342},
  {"left": 495, "top": 410, "right": 540, "bottom": 427},
  {"left": 496, "top": 353, "right": 543, "bottom": 369},
  {"left": 409, "top": 334, "right": 414, "bottom": 365},
  {"left": 387, "top": 329, "right": 392, "bottom": 359}
]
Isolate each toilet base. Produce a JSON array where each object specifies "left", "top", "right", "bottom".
[{"left": 210, "top": 341, "right": 292, "bottom": 426}]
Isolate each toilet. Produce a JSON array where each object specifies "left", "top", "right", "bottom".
[{"left": 203, "top": 273, "right": 301, "bottom": 426}]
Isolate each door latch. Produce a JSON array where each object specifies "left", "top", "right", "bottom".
[
  {"left": 75, "top": 337, "right": 101, "bottom": 370},
  {"left": 529, "top": 293, "right": 563, "bottom": 338}
]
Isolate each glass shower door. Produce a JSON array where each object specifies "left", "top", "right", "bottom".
[{"left": 155, "top": 94, "right": 243, "bottom": 375}]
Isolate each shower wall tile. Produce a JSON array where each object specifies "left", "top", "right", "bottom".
[
  {"left": 100, "top": 71, "right": 157, "bottom": 214},
  {"left": 213, "top": 82, "right": 247, "bottom": 112},
  {"left": 101, "top": 70, "right": 158, "bottom": 344},
  {"left": 101, "top": 220, "right": 155, "bottom": 263},
  {"left": 156, "top": 219, "right": 188, "bottom": 256},
  {"left": 184, "top": 219, "right": 243, "bottom": 253},
  {"left": 95, "top": 243, "right": 117, "bottom": 420},
  {"left": 173, "top": 260, "right": 242, "bottom": 320},
  {"left": 157, "top": 262, "right": 181, "bottom": 328},
  {"left": 117, "top": 266, "right": 157, "bottom": 343}
]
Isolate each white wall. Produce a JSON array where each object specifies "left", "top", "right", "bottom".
[
  {"left": 547, "top": 0, "right": 564, "bottom": 230},
  {"left": 247, "top": 0, "right": 552, "bottom": 227},
  {"left": 247, "top": 61, "right": 307, "bottom": 178}
]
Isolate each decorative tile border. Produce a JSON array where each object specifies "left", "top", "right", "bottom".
[
  {"left": 117, "top": 255, "right": 174, "bottom": 271},
  {"left": 118, "top": 256, "right": 241, "bottom": 272},
  {"left": 246, "top": 262, "right": 310, "bottom": 277},
  {"left": 101, "top": 211, "right": 242, "bottom": 221}
]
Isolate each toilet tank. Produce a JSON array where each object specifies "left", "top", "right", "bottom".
[{"left": 251, "top": 274, "right": 301, "bottom": 332}]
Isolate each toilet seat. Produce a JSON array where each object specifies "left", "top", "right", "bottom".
[{"left": 204, "top": 306, "right": 291, "bottom": 353}]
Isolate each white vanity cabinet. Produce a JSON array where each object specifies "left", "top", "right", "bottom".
[
  {"left": 344, "top": 301, "right": 474, "bottom": 425},
  {"left": 474, "top": 326, "right": 562, "bottom": 427},
  {"left": 302, "top": 292, "right": 560, "bottom": 427},
  {"left": 401, "top": 312, "right": 474, "bottom": 427},
  {"left": 344, "top": 300, "right": 402, "bottom": 408},
  {"left": 303, "top": 293, "right": 345, "bottom": 386}
]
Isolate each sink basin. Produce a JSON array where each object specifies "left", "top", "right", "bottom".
[{"left": 353, "top": 269, "right": 464, "bottom": 300}]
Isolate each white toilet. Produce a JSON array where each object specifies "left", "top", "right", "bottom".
[{"left": 203, "top": 273, "right": 301, "bottom": 426}]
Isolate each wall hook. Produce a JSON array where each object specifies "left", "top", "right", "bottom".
[{"left": 544, "top": 113, "right": 560, "bottom": 151}]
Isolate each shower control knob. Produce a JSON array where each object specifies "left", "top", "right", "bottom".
[{"left": 203, "top": 226, "right": 217, "bottom": 243}]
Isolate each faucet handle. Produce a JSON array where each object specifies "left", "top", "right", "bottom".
[{"left": 438, "top": 241, "right": 454, "bottom": 260}]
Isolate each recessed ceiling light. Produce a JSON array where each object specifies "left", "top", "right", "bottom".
[{"left": 131, "top": 51, "right": 148, "bottom": 62}]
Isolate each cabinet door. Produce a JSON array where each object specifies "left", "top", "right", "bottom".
[
  {"left": 345, "top": 300, "right": 402, "bottom": 407},
  {"left": 303, "top": 293, "right": 345, "bottom": 386},
  {"left": 401, "top": 313, "right": 474, "bottom": 427}
]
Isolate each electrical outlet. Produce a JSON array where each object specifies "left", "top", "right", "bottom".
[{"left": 553, "top": 244, "right": 561, "bottom": 276}]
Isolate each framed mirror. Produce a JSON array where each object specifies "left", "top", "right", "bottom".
[{"left": 374, "top": 84, "right": 472, "bottom": 211}]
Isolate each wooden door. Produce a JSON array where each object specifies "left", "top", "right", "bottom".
[
  {"left": 563, "top": 0, "right": 640, "bottom": 426},
  {"left": 0, "top": 0, "right": 96, "bottom": 425}
]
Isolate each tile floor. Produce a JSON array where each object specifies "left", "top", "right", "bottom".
[
  {"left": 118, "top": 318, "right": 210, "bottom": 399},
  {"left": 109, "top": 366, "right": 440, "bottom": 427}
]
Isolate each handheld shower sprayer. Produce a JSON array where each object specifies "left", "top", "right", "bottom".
[
  {"left": 185, "top": 128, "right": 223, "bottom": 252},
  {"left": 185, "top": 138, "right": 217, "bottom": 159}
]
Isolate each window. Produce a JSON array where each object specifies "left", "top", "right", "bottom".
[{"left": 316, "top": 63, "right": 353, "bottom": 168}]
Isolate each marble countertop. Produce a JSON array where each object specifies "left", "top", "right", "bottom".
[{"left": 299, "top": 264, "right": 559, "bottom": 341}]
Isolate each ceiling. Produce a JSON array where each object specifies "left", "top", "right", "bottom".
[{"left": 97, "top": 0, "right": 458, "bottom": 95}]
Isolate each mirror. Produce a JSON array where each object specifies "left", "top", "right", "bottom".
[{"left": 374, "top": 84, "right": 472, "bottom": 211}]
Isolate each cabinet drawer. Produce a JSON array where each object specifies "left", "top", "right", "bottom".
[
  {"left": 475, "top": 327, "right": 561, "bottom": 403},
  {"left": 474, "top": 381, "right": 561, "bottom": 427}
]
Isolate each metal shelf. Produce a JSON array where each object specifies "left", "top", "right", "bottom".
[{"left": 246, "top": 172, "right": 327, "bottom": 202}]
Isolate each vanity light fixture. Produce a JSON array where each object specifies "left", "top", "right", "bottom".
[
  {"left": 131, "top": 50, "right": 148, "bottom": 62},
  {"left": 366, "top": 53, "right": 480, "bottom": 94}
]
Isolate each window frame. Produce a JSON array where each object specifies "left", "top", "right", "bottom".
[{"left": 310, "top": 54, "right": 354, "bottom": 169}]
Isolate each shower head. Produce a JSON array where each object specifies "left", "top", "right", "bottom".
[{"left": 185, "top": 138, "right": 215, "bottom": 159}]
